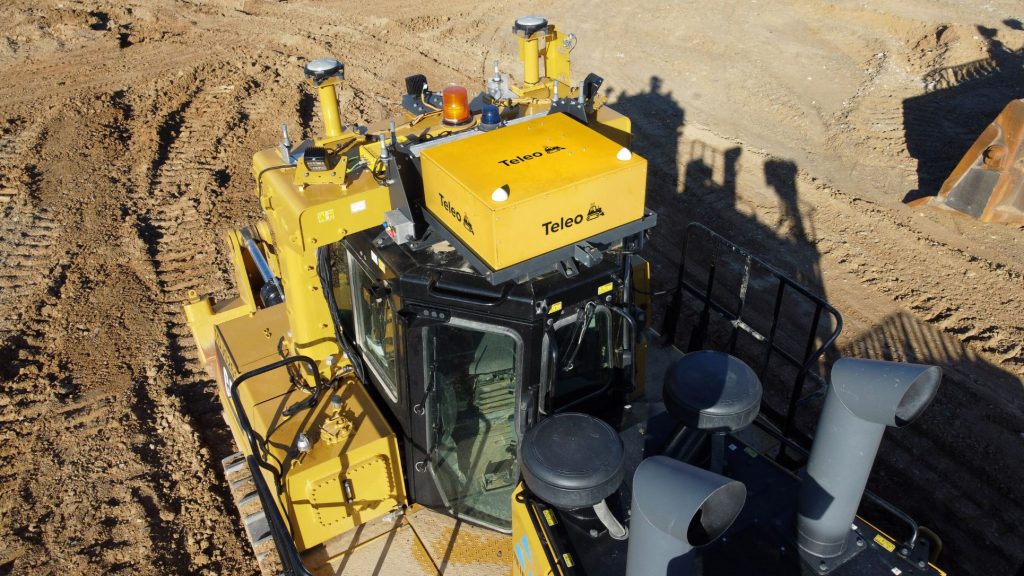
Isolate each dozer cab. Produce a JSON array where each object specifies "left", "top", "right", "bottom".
[{"left": 185, "top": 16, "right": 950, "bottom": 576}]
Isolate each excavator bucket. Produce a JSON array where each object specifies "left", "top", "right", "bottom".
[{"left": 912, "top": 99, "right": 1024, "bottom": 224}]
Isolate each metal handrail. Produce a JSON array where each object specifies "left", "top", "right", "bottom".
[
  {"left": 662, "top": 222, "right": 843, "bottom": 443},
  {"left": 661, "top": 223, "right": 923, "bottom": 552},
  {"left": 230, "top": 356, "right": 320, "bottom": 576}
]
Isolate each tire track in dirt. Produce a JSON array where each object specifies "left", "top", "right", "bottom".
[
  {"left": 109, "top": 66, "right": 268, "bottom": 569},
  {"left": 0, "top": 89, "right": 178, "bottom": 573},
  {"left": 116, "top": 62, "right": 301, "bottom": 574},
  {"left": 0, "top": 39, "right": 206, "bottom": 108},
  {"left": 0, "top": 113, "right": 63, "bottom": 330},
  {"left": 0, "top": 61, "right": 258, "bottom": 571},
  {"left": 807, "top": 183, "right": 1024, "bottom": 375}
]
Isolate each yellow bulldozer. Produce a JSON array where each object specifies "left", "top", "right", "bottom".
[{"left": 184, "top": 16, "right": 949, "bottom": 576}]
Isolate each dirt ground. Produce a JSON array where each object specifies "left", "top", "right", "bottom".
[{"left": 0, "top": 1, "right": 1021, "bottom": 574}]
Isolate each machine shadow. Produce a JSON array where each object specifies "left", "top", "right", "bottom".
[
  {"left": 606, "top": 76, "right": 684, "bottom": 220},
  {"left": 611, "top": 77, "right": 831, "bottom": 576},
  {"left": 612, "top": 78, "right": 835, "bottom": 440},
  {"left": 902, "top": 21, "right": 1024, "bottom": 201},
  {"left": 842, "top": 312, "right": 1024, "bottom": 575},
  {"left": 610, "top": 75, "right": 1023, "bottom": 575}
]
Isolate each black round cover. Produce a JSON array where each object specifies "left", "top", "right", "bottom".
[
  {"left": 519, "top": 413, "right": 624, "bottom": 510},
  {"left": 663, "top": 351, "right": 762, "bottom": 432}
]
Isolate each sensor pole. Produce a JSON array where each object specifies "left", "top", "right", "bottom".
[
  {"left": 304, "top": 58, "right": 346, "bottom": 139},
  {"left": 514, "top": 16, "right": 549, "bottom": 85}
]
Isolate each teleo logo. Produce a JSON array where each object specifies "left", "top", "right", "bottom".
[
  {"left": 437, "top": 192, "right": 475, "bottom": 234},
  {"left": 498, "top": 145, "right": 565, "bottom": 167},
  {"left": 542, "top": 203, "right": 604, "bottom": 235}
]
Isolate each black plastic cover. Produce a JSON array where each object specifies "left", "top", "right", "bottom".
[
  {"left": 663, "top": 350, "right": 762, "bottom": 432},
  {"left": 405, "top": 74, "right": 427, "bottom": 96},
  {"left": 519, "top": 412, "right": 624, "bottom": 510}
]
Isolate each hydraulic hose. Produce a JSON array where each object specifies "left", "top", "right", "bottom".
[{"left": 316, "top": 246, "right": 368, "bottom": 388}]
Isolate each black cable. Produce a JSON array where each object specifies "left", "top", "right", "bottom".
[
  {"left": 316, "top": 246, "right": 369, "bottom": 387},
  {"left": 256, "top": 164, "right": 293, "bottom": 199},
  {"left": 370, "top": 157, "right": 387, "bottom": 185},
  {"left": 230, "top": 355, "right": 323, "bottom": 506}
]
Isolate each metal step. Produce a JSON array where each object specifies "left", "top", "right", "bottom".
[
  {"left": 238, "top": 491, "right": 259, "bottom": 508},
  {"left": 221, "top": 445, "right": 283, "bottom": 576},
  {"left": 224, "top": 457, "right": 249, "bottom": 477}
]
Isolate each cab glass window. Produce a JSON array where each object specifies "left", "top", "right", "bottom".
[
  {"left": 549, "top": 305, "right": 614, "bottom": 411},
  {"left": 326, "top": 243, "right": 355, "bottom": 335},
  {"left": 350, "top": 256, "right": 398, "bottom": 399},
  {"left": 426, "top": 320, "right": 520, "bottom": 531}
]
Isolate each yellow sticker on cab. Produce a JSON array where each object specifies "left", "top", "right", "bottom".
[{"left": 317, "top": 208, "right": 335, "bottom": 223}]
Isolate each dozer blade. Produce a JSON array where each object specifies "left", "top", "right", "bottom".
[{"left": 912, "top": 98, "right": 1024, "bottom": 224}]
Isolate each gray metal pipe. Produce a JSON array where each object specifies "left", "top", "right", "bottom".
[
  {"left": 797, "top": 358, "right": 942, "bottom": 559},
  {"left": 626, "top": 456, "right": 746, "bottom": 576}
]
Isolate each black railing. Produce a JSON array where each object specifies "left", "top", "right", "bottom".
[
  {"left": 662, "top": 222, "right": 843, "bottom": 444},
  {"left": 660, "top": 223, "right": 931, "bottom": 554},
  {"left": 230, "top": 356, "right": 319, "bottom": 576}
]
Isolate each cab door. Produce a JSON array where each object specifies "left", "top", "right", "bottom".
[
  {"left": 346, "top": 250, "right": 410, "bottom": 431},
  {"left": 405, "top": 308, "right": 529, "bottom": 533}
]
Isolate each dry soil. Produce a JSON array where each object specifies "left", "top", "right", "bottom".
[{"left": 0, "top": 1, "right": 1021, "bottom": 574}]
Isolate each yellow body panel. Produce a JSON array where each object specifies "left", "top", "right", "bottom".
[
  {"left": 251, "top": 147, "right": 391, "bottom": 362},
  {"left": 282, "top": 378, "right": 405, "bottom": 551},
  {"left": 315, "top": 76, "right": 344, "bottom": 139},
  {"left": 511, "top": 484, "right": 561, "bottom": 576},
  {"left": 514, "top": 24, "right": 572, "bottom": 99},
  {"left": 213, "top": 304, "right": 406, "bottom": 552},
  {"left": 182, "top": 294, "right": 251, "bottom": 370},
  {"left": 593, "top": 106, "right": 633, "bottom": 149},
  {"left": 421, "top": 113, "right": 647, "bottom": 270}
]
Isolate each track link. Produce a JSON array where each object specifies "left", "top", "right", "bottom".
[{"left": 221, "top": 451, "right": 285, "bottom": 576}]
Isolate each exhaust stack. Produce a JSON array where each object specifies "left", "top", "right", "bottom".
[
  {"left": 626, "top": 456, "right": 746, "bottom": 576},
  {"left": 303, "top": 58, "right": 345, "bottom": 139},
  {"left": 798, "top": 358, "right": 942, "bottom": 564}
]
